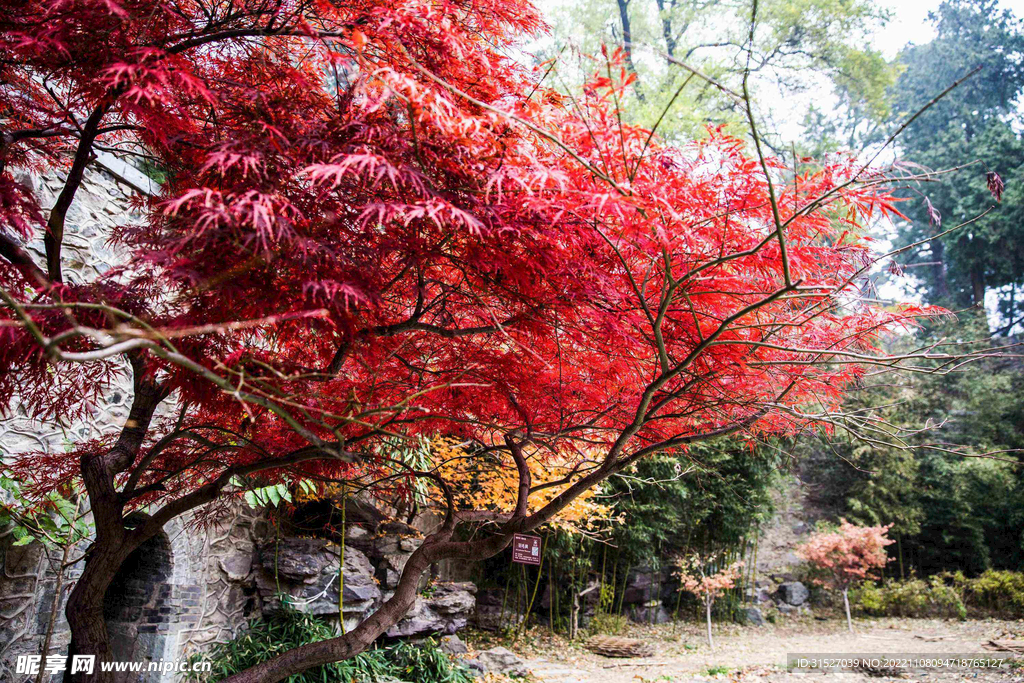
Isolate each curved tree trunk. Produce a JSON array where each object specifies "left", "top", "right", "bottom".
[
  {"left": 63, "top": 544, "right": 130, "bottom": 683},
  {"left": 63, "top": 366, "right": 168, "bottom": 682}
]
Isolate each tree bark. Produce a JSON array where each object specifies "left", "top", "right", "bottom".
[
  {"left": 63, "top": 543, "right": 136, "bottom": 683},
  {"left": 38, "top": 498, "right": 81, "bottom": 683},
  {"left": 897, "top": 533, "right": 904, "bottom": 581},
  {"left": 705, "top": 599, "right": 714, "bottom": 650},
  {"left": 970, "top": 265, "right": 986, "bottom": 310},
  {"left": 63, "top": 363, "right": 168, "bottom": 682},
  {"left": 929, "top": 239, "right": 951, "bottom": 303},
  {"left": 44, "top": 104, "right": 110, "bottom": 283},
  {"left": 615, "top": 0, "right": 644, "bottom": 100},
  {"left": 654, "top": 0, "right": 677, "bottom": 58},
  {"left": 842, "top": 588, "right": 853, "bottom": 633}
]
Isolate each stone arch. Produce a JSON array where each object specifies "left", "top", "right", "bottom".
[{"left": 103, "top": 528, "right": 178, "bottom": 680}]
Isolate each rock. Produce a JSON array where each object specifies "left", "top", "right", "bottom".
[
  {"left": 399, "top": 537, "right": 423, "bottom": 553},
  {"left": 464, "top": 659, "right": 487, "bottom": 677},
  {"left": 471, "top": 589, "right": 514, "bottom": 630},
  {"left": 621, "top": 567, "right": 660, "bottom": 604},
  {"left": 468, "top": 647, "right": 529, "bottom": 677},
  {"left": 381, "top": 552, "right": 411, "bottom": 589},
  {"left": 474, "top": 588, "right": 505, "bottom": 607},
  {"left": 387, "top": 598, "right": 437, "bottom": 637},
  {"left": 12, "top": 170, "right": 36, "bottom": 194},
  {"left": 255, "top": 538, "right": 381, "bottom": 627},
  {"left": 429, "top": 582, "right": 476, "bottom": 615},
  {"left": 219, "top": 551, "right": 253, "bottom": 581},
  {"left": 439, "top": 634, "right": 468, "bottom": 655},
  {"left": 379, "top": 519, "right": 420, "bottom": 536},
  {"left": 775, "top": 581, "right": 809, "bottom": 606},
  {"left": 343, "top": 544, "right": 375, "bottom": 578},
  {"left": 387, "top": 582, "right": 476, "bottom": 637},
  {"left": 777, "top": 603, "right": 798, "bottom": 615},
  {"left": 472, "top": 604, "right": 523, "bottom": 631},
  {"left": 781, "top": 552, "right": 802, "bottom": 568},
  {"left": 260, "top": 537, "right": 328, "bottom": 582},
  {"left": 735, "top": 606, "right": 766, "bottom": 626},
  {"left": 625, "top": 601, "right": 671, "bottom": 624}
]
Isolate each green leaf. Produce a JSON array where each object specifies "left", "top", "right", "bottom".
[
  {"left": 266, "top": 486, "right": 281, "bottom": 507},
  {"left": 277, "top": 484, "right": 291, "bottom": 503}
]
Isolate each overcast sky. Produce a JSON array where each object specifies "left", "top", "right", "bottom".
[{"left": 878, "top": 0, "right": 1024, "bottom": 54}]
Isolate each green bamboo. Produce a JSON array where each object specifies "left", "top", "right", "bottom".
[
  {"left": 338, "top": 485, "right": 347, "bottom": 634},
  {"left": 616, "top": 563, "right": 632, "bottom": 615}
]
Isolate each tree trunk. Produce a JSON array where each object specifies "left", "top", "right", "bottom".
[
  {"left": 929, "top": 239, "right": 951, "bottom": 303},
  {"left": 63, "top": 548, "right": 127, "bottom": 683},
  {"left": 842, "top": 588, "right": 853, "bottom": 633},
  {"left": 614, "top": 0, "right": 644, "bottom": 100},
  {"left": 570, "top": 591, "right": 580, "bottom": 640},
  {"left": 897, "top": 533, "right": 905, "bottom": 580},
  {"left": 705, "top": 599, "right": 714, "bottom": 650},
  {"left": 971, "top": 266, "right": 986, "bottom": 310},
  {"left": 654, "top": 0, "right": 677, "bottom": 58}
]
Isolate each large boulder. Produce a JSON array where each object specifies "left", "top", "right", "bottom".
[
  {"left": 621, "top": 567, "right": 660, "bottom": 604},
  {"left": 386, "top": 582, "right": 476, "bottom": 637},
  {"left": 467, "top": 647, "right": 529, "bottom": 677},
  {"left": 472, "top": 588, "right": 524, "bottom": 631},
  {"left": 775, "top": 581, "right": 810, "bottom": 606},
  {"left": 254, "top": 537, "right": 381, "bottom": 630},
  {"left": 625, "top": 601, "right": 672, "bottom": 624},
  {"left": 735, "top": 606, "right": 766, "bottom": 627},
  {"left": 346, "top": 529, "right": 424, "bottom": 590}
]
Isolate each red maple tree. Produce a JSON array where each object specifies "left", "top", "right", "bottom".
[
  {"left": 1, "top": 0, "right": 940, "bottom": 680},
  {"left": 797, "top": 520, "right": 894, "bottom": 632},
  {"left": 675, "top": 555, "right": 744, "bottom": 649}
]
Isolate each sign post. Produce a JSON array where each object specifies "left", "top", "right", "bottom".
[{"left": 511, "top": 533, "right": 542, "bottom": 565}]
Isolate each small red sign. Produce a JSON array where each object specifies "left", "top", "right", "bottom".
[{"left": 511, "top": 533, "right": 542, "bottom": 565}]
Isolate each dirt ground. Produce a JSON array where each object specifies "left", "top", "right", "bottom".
[{"left": 471, "top": 617, "right": 1024, "bottom": 683}]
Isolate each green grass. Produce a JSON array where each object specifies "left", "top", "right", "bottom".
[{"left": 702, "top": 665, "right": 731, "bottom": 676}]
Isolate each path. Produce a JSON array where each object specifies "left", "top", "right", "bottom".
[{"left": 507, "top": 617, "right": 1024, "bottom": 682}]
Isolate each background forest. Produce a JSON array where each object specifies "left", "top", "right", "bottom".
[{"left": 515, "top": 0, "right": 1024, "bottom": 595}]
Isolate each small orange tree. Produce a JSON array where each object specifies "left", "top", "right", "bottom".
[
  {"left": 797, "top": 520, "right": 893, "bottom": 632},
  {"left": 675, "top": 555, "right": 744, "bottom": 649}
]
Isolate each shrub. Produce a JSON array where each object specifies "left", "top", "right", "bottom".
[
  {"left": 384, "top": 640, "right": 475, "bottom": 683},
  {"left": 850, "top": 573, "right": 976, "bottom": 620},
  {"left": 588, "top": 612, "right": 628, "bottom": 636},
  {"left": 967, "top": 570, "right": 1024, "bottom": 617},
  {"left": 851, "top": 581, "right": 885, "bottom": 615},
  {"left": 852, "top": 571, "right": 1024, "bottom": 620}
]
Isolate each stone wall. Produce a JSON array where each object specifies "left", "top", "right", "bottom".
[
  {"left": 0, "top": 161, "right": 481, "bottom": 681},
  {"left": 1, "top": 162, "right": 149, "bottom": 681},
  {"left": 0, "top": 513, "right": 212, "bottom": 683}
]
